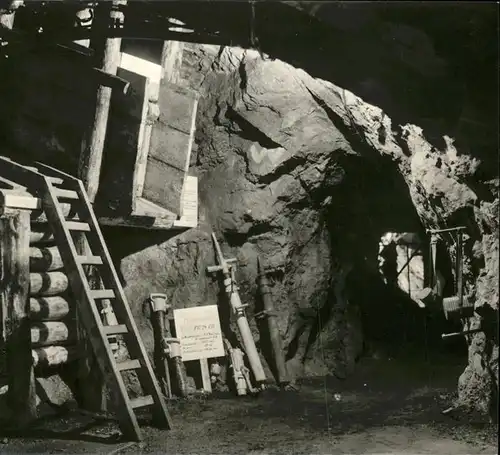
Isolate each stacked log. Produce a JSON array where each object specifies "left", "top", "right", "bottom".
[{"left": 29, "top": 224, "right": 79, "bottom": 369}]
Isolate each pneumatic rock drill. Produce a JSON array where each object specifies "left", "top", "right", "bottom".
[
  {"left": 207, "top": 233, "right": 267, "bottom": 386},
  {"left": 148, "top": 293, "right": 188, "bottom": 398}
]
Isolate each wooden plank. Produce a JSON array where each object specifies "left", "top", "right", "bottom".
[
  {"left": 130, "top": 76, "right": 152, "bottom": 213},
  {"left": 0, "top": 191, "right": 74, "bottom": 219},
  {"left": 0, "top": 191, "right": 41, "bottom": 212},
  {"left": 77, "top": 255, "right": 104, "bottom": 265},
  {"left": 104, "top": 324, "right": 128, "bottom": 336},
  {"left": 174, "top": 175, "right": 198, "bottom": 228},
  {"left": 129, "top": 42, "right": 189, "bottom": 218},
  {"left": 155, "top": 84, "right": 197, "bottom": 135},
  {"left": 91, "top": 289, "right": 116, "bottom": 300},
  {"left": 98, "top": 209, "right": 178, "bottom": 230},
  {"left": 179, "top": 97, "right": 198, "bottom": 219},
  {"left": 131, "top": 75, "right": 158, "bottom": 214},
  {"left": 0, "top": 210, "right": 37, "bottom": 426},
  {"left": 200, "top": 358, "right": 212, "bottom": 393},
  {"left": 117, "top": 359, "right": 141, "bottom": 371},
  {"left": 142, "top": 85, "right": 198, "bottom": 214},
  {"left": 141, "top": 157, "right": 185, "bottom": 210},
  {"left": 130, "top": 395, "right": 154, "bottom": 409},
  {"left": 100, "top": 67, "right": 148, "bottom": 216},
  {"left": 134, "top": 197, "right": 176, "bottom": 218},
  {"left": 66, "top": 221, "right": 91, "bottom": 231},
  {"left": 73, "top": 179, "right": 173, "bottom": 430}
]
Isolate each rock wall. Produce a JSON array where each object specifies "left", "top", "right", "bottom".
[{"left": 111, "top": 42, "right": 497, "bottom": 418}]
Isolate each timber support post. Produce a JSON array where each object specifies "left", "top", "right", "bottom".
[
  {"left": 78, "top": 0, "right": 126, "bottom": 201},
  {"left": 1, "top": 208, "right": 37, "bottom": 426},
  {"left": 75, "top": 0, "right": 126, "bottom": 413}
]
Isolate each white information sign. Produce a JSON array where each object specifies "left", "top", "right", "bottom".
[{"left": 173, "top": 305, "right": 225, "bottom": 362}]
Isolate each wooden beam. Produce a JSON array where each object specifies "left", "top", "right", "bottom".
[
  {"left": 78, "top": 0, "right": 126, "bottom": 203},
  {"left": 160, "top": 41, "right": 184, "bottom": 84},
  {"left": 0, "top": 191, "right": 41, "bottom": 213},
  {"left": 98, "top": 213, "right": 177, "bottom": 230},
  {"left": 199, "top": 358, "right": 212, "bottom": 393},
  {"left": 0, "top": 209, "right": 37, "bottom": 427}
]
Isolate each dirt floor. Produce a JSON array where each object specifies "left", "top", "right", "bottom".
[{"left": 0, "top": 355, "right": 497, "bottom": 454}]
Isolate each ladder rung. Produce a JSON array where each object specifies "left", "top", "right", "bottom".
[
  {"left": 104, "top": 324, "right": 128, "bottom": 336},
  {"left": 77, "top": 255, "right": 103, "bottom": 265},
  {"left": 90, "top": 289, "right": 115, "bottom": 299},
  {"left": 24, "top": 166, "right": 38, "bottom": 172},
  {"left": 117, "top": 359, "right": 141, "bottom": 371},
  {"left": 53, "top": 188, "right": 79, "bottom": 200},
  {"left": 66, "top": 221, "right": 90, "bottom": 231},
  {"left": 130, "top": 395, "right": 154, "bottom": 409},
  {"left": 46, "top": 176, "right": 64, "bottom": 185}
]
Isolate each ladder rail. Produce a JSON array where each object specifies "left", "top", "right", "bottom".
[
  {"left": 35, "top": 161, "right": 76, "bottom": 179},
  {"left": 0, "top": 156, "right": 47, "bottom": 193}
]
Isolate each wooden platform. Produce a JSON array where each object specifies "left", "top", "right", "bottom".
[{"left": 0, "top": 175, "right": 198, "bottom": 230}]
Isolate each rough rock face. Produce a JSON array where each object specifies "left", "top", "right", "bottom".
[{"left": 114, "top": 41, "right": 497, "bottom": 418}]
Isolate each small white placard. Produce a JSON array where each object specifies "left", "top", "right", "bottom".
[{"left": 173, "top": 305, "right": 225, "bottom": 362}]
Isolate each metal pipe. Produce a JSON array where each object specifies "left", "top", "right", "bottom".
[
  {"left": 426, "top": 226, "right": 466, "bottom": 234},
  {"left": 257, "top": 257, "right": 290, "bottom": 386},
  {"left": 442, "top": 328, "right": 481, "bottom": 340},
  {"left": 456, "top": 231, "right": 464, "bottom": 309}
]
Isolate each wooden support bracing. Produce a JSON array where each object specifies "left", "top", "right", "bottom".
[{"left": 0, "top": 158, "right": 172, "bottom": 441}]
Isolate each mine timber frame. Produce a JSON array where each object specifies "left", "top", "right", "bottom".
[{"left": 1, "top": 23, "right": 198, "bottom": 231}]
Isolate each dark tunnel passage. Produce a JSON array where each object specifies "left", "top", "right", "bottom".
[{"left": 319, "top": 153, "right": 468, "bottom": 367}]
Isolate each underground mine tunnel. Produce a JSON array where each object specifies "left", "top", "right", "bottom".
[{"left": 0, "top": 1, "right": 498, "bottom": 452}]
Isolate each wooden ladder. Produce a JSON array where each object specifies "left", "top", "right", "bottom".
[{"left": 0, "top": 157, "right": 173, "bottom": 441}]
